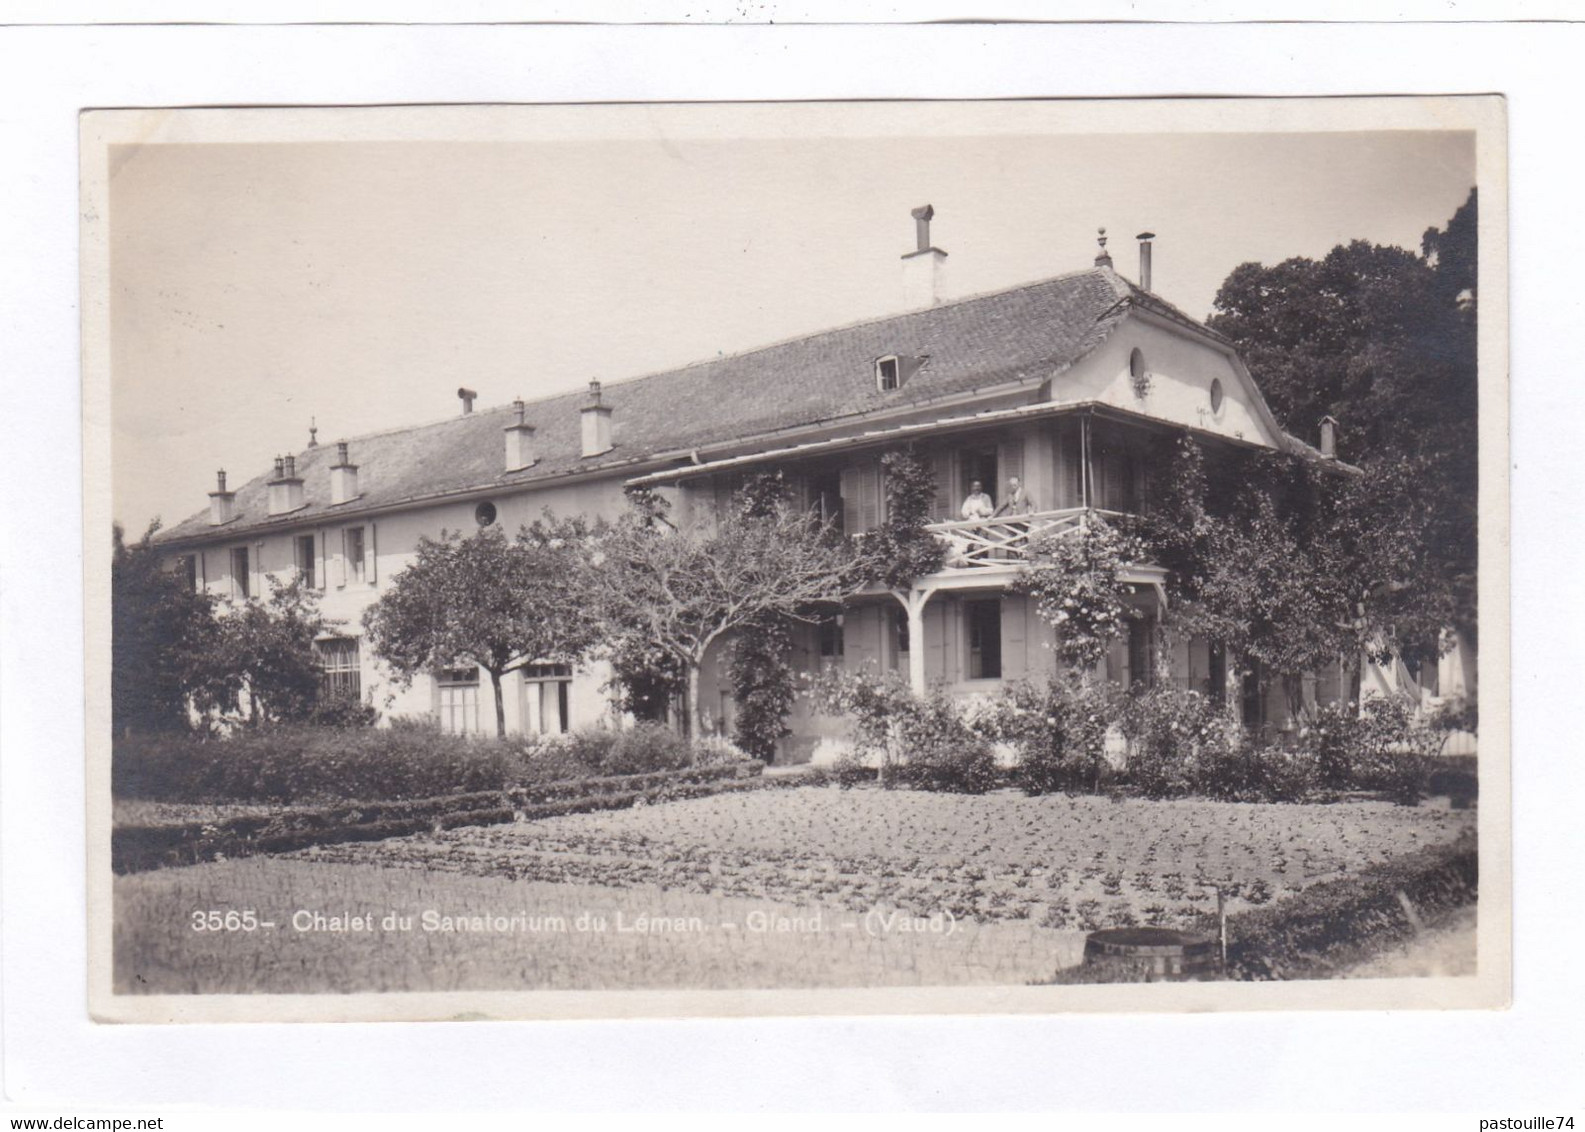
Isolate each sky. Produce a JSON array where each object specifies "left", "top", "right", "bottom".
[{"left": 109, "top": 121, "right": 1475, "bottom": 533}]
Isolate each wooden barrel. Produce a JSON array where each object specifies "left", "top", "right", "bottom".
[{"left": 1083, "top": 927, "right": 1221, "bottom": 981}]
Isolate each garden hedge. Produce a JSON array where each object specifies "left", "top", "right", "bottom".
[{"left": 112, "top": 760, "right": 765, "bottom": 874}]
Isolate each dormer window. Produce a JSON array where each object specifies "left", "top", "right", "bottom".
[{"left": 875, "top": 355, "right": 901, "bottom": 392}]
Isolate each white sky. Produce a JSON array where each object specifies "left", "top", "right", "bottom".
[{"left": 110, "top": 124, "right": 1475, "bottom": 532}]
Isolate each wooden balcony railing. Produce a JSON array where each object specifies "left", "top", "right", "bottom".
[{"left": 924, "top": 506, "right": 1127, "bottom": 570}]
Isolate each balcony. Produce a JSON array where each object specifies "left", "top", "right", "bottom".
[{"left": 925, "top": 506, "right": 1128, "bottom": 571}]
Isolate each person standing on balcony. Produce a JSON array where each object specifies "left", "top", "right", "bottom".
[
  {"left": 961, "top": 480, "right": 995, "bottom": 520},
  {"left": 994, "top": 475, "right": 1035, "bottom": 518}
]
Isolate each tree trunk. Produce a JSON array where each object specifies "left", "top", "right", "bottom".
[
  {"left": 683, "top": 662, "right": 701, "bottom": 742},
  {"left": 489, "top": 667, "right": 507, "bottom": 738}
]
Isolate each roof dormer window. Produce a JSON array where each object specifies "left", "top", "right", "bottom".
[{"left": 875, "top": 355, "right": 901, "bottom": 392}]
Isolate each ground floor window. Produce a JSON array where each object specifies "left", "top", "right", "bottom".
[
  {"left": 230, "top": 546, "right": 250, "bottom": 599},
  {"left": 965, "top": 598, "right": 1002, "bottom": 679},
  {"left": 295, "top": 534, "right": 317, "bottom": 589},
  {"left": 817, "top": 617, "right": 845, "bottom": 666},
  {"left": 317, "top": 637, "right": 361, "bottom": 702},
  {"left": 1126, "top": 616, "right": 1155, "bottom": 690},
  {"left": 436, "top": 666, "right": 481, "bottom": 735},
  {"left": 523, "top": 662, "right": 572, "bottom": 734}
]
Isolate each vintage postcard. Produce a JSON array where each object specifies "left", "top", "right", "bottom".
[{"left": 83, "top": 97, "right": 1509, "bottom": 1022}]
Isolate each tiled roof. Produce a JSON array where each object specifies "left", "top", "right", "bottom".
[{"left": 156, "top": 267, "right": 1158, "bottom": 544}]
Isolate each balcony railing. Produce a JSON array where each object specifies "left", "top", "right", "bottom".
[{"left": 925, "top": 506, "right": 1127, "bottom": 570}]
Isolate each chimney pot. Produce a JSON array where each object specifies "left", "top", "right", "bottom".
[
  {"left": 457, "top": 387, "right": 477, "bottom": 414},
  {"left": 273, "top": 456, "right": 285, "bottom": 479},
  {"left": 910, "top": 203, "right": 935, "bottom": 253},
  {"left": 505, "top": 401, "right": 538, "bottom": 471},
  {"left": 284, "top": 454, "right": 296, "bottom": 479},
  {"left": 587, "top": 379, "right": 602, "bottom": 405},
  {"left": 1136, "top": 231, "right": 1156, "bottom": 292},
  {"left": 216, "top": 469, "right": 227, "bottom": 493},
  {"left": 336, "top": 441, "right": 349, "bottom": 466},
  {"left": 514, "top": 397, "right": 526, "bottom": 424},
  {"left": 1319, "top": 415, "right": 1339, "bottom": 458},
  {"left": 901, "top": 204, "right": 947, "bottom": 309}
]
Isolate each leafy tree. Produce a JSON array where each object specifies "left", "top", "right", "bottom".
[
  {"left": 204, "top": 576, "right": 334, "bottom": 727},
  {"left": 1207, "top": 189, "right": 1478, "bottom": 652},
  {"left": 590, "top": 492, "right": 863, "bottom": 739},
  {"left": 111, "top": 521, "right": 219, "bottom": 735},
  {"left": 362, "top": 521, "right": 599, "bottom": 737}
]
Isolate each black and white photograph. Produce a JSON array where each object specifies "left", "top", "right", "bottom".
[{"left": 83, "top": 97, "right": 1508, "bottom": 1021}]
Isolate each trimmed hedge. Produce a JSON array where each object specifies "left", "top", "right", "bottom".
[
  {"left": 1037, "top": 832, "right": 1478, "bottom": 985},
  {"left": 1207, "top": 831, "right": 1478, "bottom": 981},
  {"left": 112, "top": 760, "right": 764, "bottom": 874}
]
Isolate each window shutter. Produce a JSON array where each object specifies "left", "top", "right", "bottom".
[
  {"left": 1001, "top": 595, "right": 1027, "bottom": 680},
  {"left": 999, "top": 437, "right": 1025, "bottom": 493},
  {"left": 1058, "top": 421, "right": 1082, "bottom": 508},
  {"left": 316, "top": 531, "right": 327, "bottom": 591},
  {"left": 858, "top": 465, "right": 880, "bottom": 533},
  {"left": 252, "top": 541, "right": 265, "bottom": 598},
  {"left": 849, "top": 607, "right": 880, "bottom": 672},
  {"left": 336, "top": 530, "right": 348, "bottom": 588},
  {"left": 366, "top": 522, "right": 377, "bottom": 584},
  {"left": 197, "top": 550, "right": 207, "bottom": 592},
  {"left": 930, "top": 451, "right": 952, "bottom": 521},
  {"left": 840, "top": 466, "right": 859, "bottom": 534}
]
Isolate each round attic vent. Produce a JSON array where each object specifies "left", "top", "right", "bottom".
[
  {"left": 1209, "top": 378, "right": 1225, "bottom": 413},
  {"left": 1129, "top": 348, "right": 1150, "bottom": 398},
  {"left": 475, "top": 500, "right": 498, "bottom": 527}
]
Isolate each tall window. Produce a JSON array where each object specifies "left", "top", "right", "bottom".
[
  {"left": 178, "top": 554, "right": 198, "bottom": 592},
  {"left": 817, "top": 617, "right": 845, "bottom": 665},
  {"left": 436, "top": 666, "right": 481, "bottom": 735},
  {"left": 345, "top": 527, "right": 365, "bottom": 585},
  {"left": 229, "top": 546, "right": 250, "bottom": 599},
  {"left": 295, "top": 534, "right": 316, "bottom": 589},
  {"left": 318, "top": 637, "right": 361, "bottom": 702},
  {"left": 523, "top": 662, "right": 572, "bottom": 734},
  {"left": 1126, "top": 616, "right": 1155, "bottom": 689},
  {"left": 966, "top": 599, "right": 1002, "bottom": 679}
]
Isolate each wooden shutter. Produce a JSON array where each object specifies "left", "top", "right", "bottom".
[
  {"left": 839, "top": 466, "right": 858, "bottom": 535},
  {"left": 857, "top": 465, "right": 880, "bottom": 533},
  {"left": 336, "top": 529, "right": 348, "bottom": 588},
  {"left": 365, "top": 522, "right": 378, "bottom": 584},
  {"left": 1056, "top": 420, "right": 1082, "bottom": 509},
  {"left": 999, "top": 437, "right": 1025, "bottom": 498},
  {"left": 1001, "top": 594, "right": 1028, "bottom": 680},
  {"left": 924, "top": 600, "right": 947, "bottom": 685},
  {"left": 930, "top": 450, "right": 952, "bottom": 520},
  {"left": 252, "top": 541, "right": 265, "bottom": 598},
  {"left": 316, "top": 531, "right": 327, "bottom": 591},
  {"left": 848, "top": 607, "right": 880, "bottom": 673}
]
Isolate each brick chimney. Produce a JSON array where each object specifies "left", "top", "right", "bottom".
[
  {"left": 267, "top": 453, "right": 305, "bottom": 516},
  {"left": 208, "top": 469, "right": 236, "bottom": 526},
  {"left": 901, "top": 204, "right": 947, "bottom": 309},
  {"left": 504, "top": 398, "right": 538, "bottom": 471},
  {"left": 580, "top": 380, "right": 613, "bottom": 458},
  {"left": 330, "top": 441, "right": 361, "bottom": 504}
]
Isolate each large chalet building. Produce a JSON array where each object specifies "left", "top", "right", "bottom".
[{"left": 151, "top": 209, "right": 1473, "bottom": 760}]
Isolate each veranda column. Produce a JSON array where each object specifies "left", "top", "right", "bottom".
[{"left": 898, "top": 588, "right": 932, "bottom": 696}]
